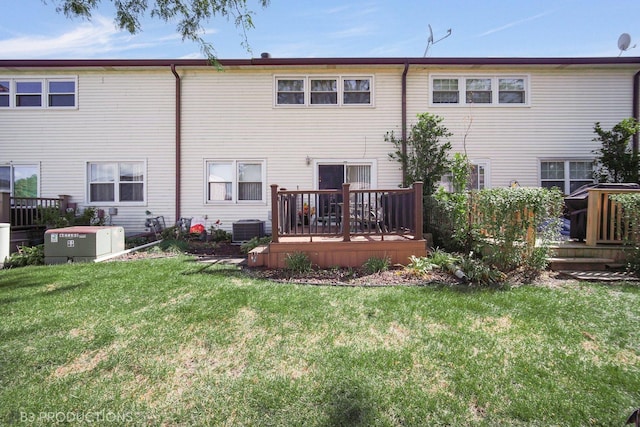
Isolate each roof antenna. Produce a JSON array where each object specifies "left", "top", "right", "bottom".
[
  {"left": 424, "top": 24, "right": 452, "bottom": 57},
  {"left": 618, "top": 33, "right": 636, "bottom": 56}
]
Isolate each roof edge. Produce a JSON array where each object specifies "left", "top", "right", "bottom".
[{"left": 0, "top": 56, "right": 639, "bottom": 68}]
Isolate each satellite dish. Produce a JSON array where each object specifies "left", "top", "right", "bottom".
[
  {"left": 424, "top": 24, "right": 452, "bottom": 57},
  {"left": 618, "top": 33, "right": 636, "bottom": 56}
]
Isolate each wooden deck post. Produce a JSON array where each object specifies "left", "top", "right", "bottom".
[
  {"left": 342, "top": 183, "right": 350, "bottom": 242},
  {"left": 270, "top": 184, "right": 279, "bottom": 243},
  {"left": 58, "top": 195, "right": 71, "bottom": 213},
  {"left": 0, "top": 192, "right": 10, "bottom": 224},
  {"left": 585, "top": 189, "right": 599, "bottom": 246},
  {"left": 413, "top": 182, "right": 423, "bottom": 240}
]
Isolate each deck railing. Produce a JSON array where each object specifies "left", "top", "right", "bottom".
[
  {"left": 585, "top": 188, "right": 640, "bottom": 245},
  {"left": 270, "top": 182, "right": 423, "bottom": 243},
  {"left": 0, "top": 192, "right": 71, "bottom": 228}
]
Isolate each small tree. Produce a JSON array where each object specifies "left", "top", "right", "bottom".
[
  {"left": 386, "top": 112, "right": 452, "bottom": 196},
  {"left": 592, "top": 118, "right": 640, "bottom": 183}
]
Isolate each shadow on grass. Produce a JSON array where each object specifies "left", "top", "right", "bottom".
[
  {"left": 321, "top": 379, "right": 375, "bottom": 426},
  {"left": 0, "top": 281, "right": 91, "bottom": 306}
]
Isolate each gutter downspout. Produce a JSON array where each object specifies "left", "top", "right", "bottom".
[
  {"left": 401, "top": 60, "right": 410, "bottom": 185},
  {"left": 634, "top": 70, "right": 640, "bottom": 156},
  {"left": 171, "top": 64, "right": 181, "bottom": 224}
]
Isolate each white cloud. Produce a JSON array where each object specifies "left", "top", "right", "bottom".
[
  {"left": 477, "top": 11, "right": 552, "bottom": 38},
  {"left": 0, "top": 15, "right": 192, "bottom": 58}
]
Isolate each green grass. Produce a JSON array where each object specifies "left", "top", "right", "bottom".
[{"left": 1, "top": 257, "right": 639, "bottom": 426}]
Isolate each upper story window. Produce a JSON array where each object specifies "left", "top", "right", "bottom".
[
  {"left": 0, "top": 77, "right": 77, "bottom": 109},
  {"left": 88, "top": 161, "right": 145, "bottom": 204},
  {"left": 431, "top": 75, "right": 528, "bottom": 106},
  {"left": 343, "top": 79, "right": 371, "bottom": 104},
  {"left": 275, "top": 76, "right": 373, "bottom": 107},
  {"left": 432, "top": 79, "right": 459, "bottom": 104},
  {"left": 277, "top": 79, "right": 304, "bottom": 105},
  {"left": 310, "top": 79, "right": 337, "bottom": 105}
]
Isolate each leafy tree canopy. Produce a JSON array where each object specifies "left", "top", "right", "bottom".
[
  {"left": 592, "top": 118, "right": 640, "bottom": 184},
  {"left": 386, "top": 112, "right": 453, "bottom": 197},
  {"left": 45, "top": 0, "right": 270, "bottom": 60}
]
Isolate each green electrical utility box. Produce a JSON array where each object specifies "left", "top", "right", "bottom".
[{"left": 44, "top": 226, "right": 125, "bottom": 264}]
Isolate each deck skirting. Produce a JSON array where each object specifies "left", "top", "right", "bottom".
[{"left": 250, "top": 237, "right": 426, "bottom": 269}]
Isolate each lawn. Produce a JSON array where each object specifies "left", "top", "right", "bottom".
[{"left": 1, "top": 256, "right": 639, "bottom": 426}]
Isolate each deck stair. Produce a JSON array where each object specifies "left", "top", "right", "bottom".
[{"left": 547, "top": 241, "right": 626, "bottom": 272}]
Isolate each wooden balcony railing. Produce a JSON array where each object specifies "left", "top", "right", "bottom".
[
  {"left": 0, "top": 192, "right": 72, "bottom": 228},
  {"left": 270, "top": 182, "right": 423, "bottom": 243},
  {"left": 585, "top": 188, "right": 640, "bottom": 245}
]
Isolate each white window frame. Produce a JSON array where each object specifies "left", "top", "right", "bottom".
[
  {"left": 274, "top": 75, "right": 374, "bottom": 107},
  {"left": 469, "top": 160, "right": 490, "bottom": 190},
  {"left": 438, "top": 159, "right": 490, "bottom": 192},
  {"left": 0, "top": 76, "right": 78, "bottom": 109},
  {"left": 86, "top": 160, "right": 147, "bottom": 205},
  {"left": 205, "top": 159, "right": 266, "bottom": 204},
  {"left": 313, "top": 159, "right": 378, "bottom": 189},
  {"left": 430, "top": 74, "right": 529, "bottom": 107},
  {"left": 0, "top": 163, "right": 40, "bottom": 197},
  {"left": 539, "top": 159, "right": 594, "bottom": 194}
]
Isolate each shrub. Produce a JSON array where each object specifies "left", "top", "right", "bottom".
[
  {"left": 406, "top": 255, "right": 436, "bottom": 277},
  {"left": 363, "top": 256, "right": 391, "bottom": 274},
  {"left": 4, "top": 245, "right": 44, "bottom": 268},
  {"left": 285, "top": 252, "right": 312, "bottom": 274},
  {"left": 458, "top": 253, "right": 505, "bottom": 286},
  {"left": 609, "top": 193, "right": 640, "bottom": 275},
  {"left": 474, "top": 187, "right": 563, "bottom": 273}
]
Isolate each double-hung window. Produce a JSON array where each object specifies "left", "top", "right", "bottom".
[
  {"left": 206, "top": 160, "right": 265, "bottom": 203},
  {"left": 310, "top": 79, "right": 337, "bottom": 105},
  {"left": 466, "top": 78, "right": 492, "bottom": 104},
  {"left": 88, "top": 161, "right": 145, "bottom": 203},
  {"left": 432, "top": 79, "right": 459, "bottom": 104},
  {"left": 276, "top": 79, "right": 304, "bottom": 105},
  {"left": 275, "top": 76, "right": 372, "bottom": 107},
  {"left": 343, "top": 79, "right": 371, "bottom": 104},
  {"left": 0, "top": 81, "right": 10, "bottom": 107},
  {"left": 540, "top": 160, "right": 593, "bottom": 194},
  {"left": 0, "top": 164, "right": 39, "bottom": 197},
  {"left": 0, "top": 77, "right": 77, "bottom": 108},
  {"left": 16, "top": 81, "right": 42, "bottom": 107},
  {"left": 431, "top": 75, "right": 527, "bottom": 106}
]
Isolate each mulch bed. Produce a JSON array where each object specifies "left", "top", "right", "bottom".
[{"left": 117, "top": 240, "right": 579, "bottom": 288}]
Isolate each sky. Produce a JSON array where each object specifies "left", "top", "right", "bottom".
[{"left": 1, "top": 0, "right": 639, "bottom": 60}]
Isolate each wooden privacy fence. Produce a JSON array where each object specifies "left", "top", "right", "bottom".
[
  {"left": 586, "top": 188, "right": 640, "bottom": 245},
  {"left": 0, "top": 192, "right": 72, "bottom": 228},
  {"left": 270, "top": 182, "right": 423, "bottom": 243}
]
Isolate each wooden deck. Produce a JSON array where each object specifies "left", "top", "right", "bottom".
[
  {"left": 248, "top": 234, "right": 426, "bottom": 269},
  {"left": 252, "top": 183, "right": 426, "bottom": 269}
]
